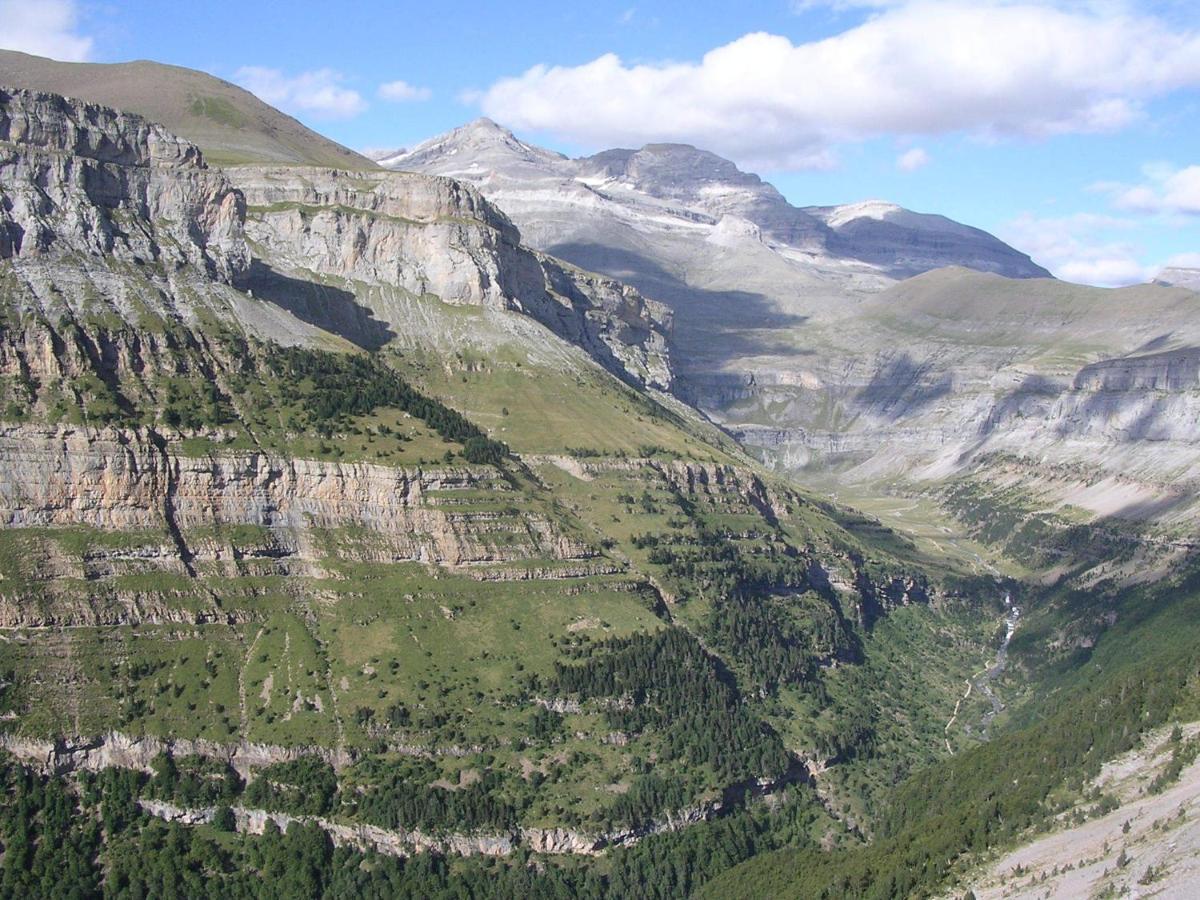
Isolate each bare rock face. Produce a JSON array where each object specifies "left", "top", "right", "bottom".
[
  {"left": 233, "top": 166, "right": 672, "bottom": 388},
  {"left": 0, "top": 86, "right": 247, "bottom": 281},
  {"left": 0, "top": 88, "right": 668, "bottom": 389},
  {"left": 1154, "top": 267, "right": 1200, "bottom": 292},
  {"left": 0, "top": 731, "right": 353, "bottom": 779},
  {"left": 389, "top": 121, "right": 1047, "bottom": 279},
  {"left": 0, "top": 424, "right": 596, "bottom": 625}
]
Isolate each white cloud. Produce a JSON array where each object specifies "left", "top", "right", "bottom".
[
  {"left": 896, "top": 147, "right": 931, "bottom": 172},
  {"left": 618, "top": 8, "right": 637, "bottom": 25},
  {"left": 378, "top": 80, "right": 432, "bottom": 103},
  {"left": 790, "top": 0, "right": 902, "bottom": 10},
  {"left": 999, "top": 212, "right": 1150, "bottom": 286},
  {"left": 477, "top": 2, "right": 1200, "bottom": 169},
  {"left": 0, "top": 0, "right": 92, "bottom": 62},
  {"left": 235, "top": 67, "right": 367, "bottom": 119},
  {"left": 1162, "top": 251, "right": 1200, "bottom": 269},
  {"left": 1098, "top": 164, "right": 1200, "bottom": 214}
]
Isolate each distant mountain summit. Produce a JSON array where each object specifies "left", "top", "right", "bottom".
[
  {"left": 378, "top": 118, "right": 568, "bottom": 174},
  {"left": 384, "top": 118, "right": 1200, "bottom": 548},
  {"left": 1155, "top": 266, "right": 1200, "bottom": 291},
  {"left": 385, "top": 118, "right": 1048, "bottom": 280}
]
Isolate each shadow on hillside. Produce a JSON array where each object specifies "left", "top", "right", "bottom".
[
  {"left": 852, "top": 352, "right": 953, "bottom": 421},
  {"left": 236, "top": 260, "right": 395, "bottom": 350},
  {"left": 546, "top": 241, "right": 811, "bottom": 368}
]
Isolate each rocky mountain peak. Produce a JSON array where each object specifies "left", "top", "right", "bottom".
[
  {"left": 580, "top": 142, "right": 764, "bottom": 194},
  {"left": 386, "top": 120, "right": 1046, "bottom": 277},
  {"left": 383, "top": 117, "right": 567, "bottom": 175},
  {"left": 1154, "top": 266, "right": 1200, "bottom": 291}
]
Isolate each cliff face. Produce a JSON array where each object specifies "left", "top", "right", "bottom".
[
  {"left": 233, "top": 166, "right": 672, "bottom": 388},
  {"left": 0, "top": 87, "right": 670, "bottom": 392},
  {"left": 0, "top": 423, "right": 599, "bottom": 626},
  {"left": 0, "top": 86, "right": 246, "bottom": 280}
]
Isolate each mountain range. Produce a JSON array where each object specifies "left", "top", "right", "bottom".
[
  {"left": 0, "top": 49, "right": 1198, "bottom": 900},
  {"left": 385, "top": 118, "right": 1200, "bottom": 578}
]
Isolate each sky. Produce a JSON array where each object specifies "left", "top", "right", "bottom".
[{"left": 2, "top": 0, "right": 1199, "bottom": 286}]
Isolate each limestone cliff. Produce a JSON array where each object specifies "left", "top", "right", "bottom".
[
  {"left": 0, "top": 423, "right": 599, "bottom": 626},
  {"left": 0, "top": 86, "right": 671, "bottom": 394},
  {"left": 0, "top": 86, "right": 246, "bottom": 280},
  {"left": 233, "top": 166, "right": 672, "bottom": 388}
]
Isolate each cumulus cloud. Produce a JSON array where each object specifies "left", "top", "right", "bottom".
[
  {"left": 378, "top": 80, "right": 432, "bottom": 102},
  {"left": 0, "top": 0, "right": 92, "bottom": 62},
  {"left": 477, "top": 1, "right": 1200, "bottom": 169},
  {"left": 896, "top": 147, "right": 931, "bottom": 172},
  {"left": 1094, "top": 163, "right": 1200, "bottom": 214},
  {"left": 999, "top": 212, "right": 1149, "bottom": 286},
  {"left": 235, "top": 67, "right": 367, "bottom": 119}
]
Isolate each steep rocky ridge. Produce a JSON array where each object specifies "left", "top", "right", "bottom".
[
  {"left": 0, "top": 86, "right": 246, "bottom": 279},
  {"left": 0, "top": 87, "right": 671, "bottom": 394}
]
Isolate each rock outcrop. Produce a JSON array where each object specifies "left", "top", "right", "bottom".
[
  {"left": 0, "top": 86, "right": 670, "bottom": 393},
  {"left": 0, "top": 86, "right": 246, "bottom": 280},
  {"left": 0, "top": 731, "right": 353, "bottom": 779},
  {"left": 0, "top": 423, "right": 595, "bottom": 621},
  {"left": 232, "top": 166, "right": 672, "bottom": 388},
  {"left": 1154, "top": 266, "right": 1200, "bottom": 292}
]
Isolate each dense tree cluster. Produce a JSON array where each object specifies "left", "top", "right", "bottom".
[
  {"left": 351, "top": 758, "right": 522, "bottom": 832},
  {"left": 0, "top": 749, "right": 824, "bottom": 900},
  {"left": 243, "top": 757, "right": 338, "bottom": 817},
  {"left": 709, "top": 590, "right": 852, "bottom": 694},
  {"left": 549, "top": 628, "right": 791, "bottom": 786},
  {"left": 147, "top": 753, "right": 242, "bottom": 806},
  {"left": 265, "top": 346, "right": 508, "bottom": 462},
  {"left": 642, "top": 517, "right": 859, "bottom": 696}
]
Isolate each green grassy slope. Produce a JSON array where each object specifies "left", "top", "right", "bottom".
[
  {"left": 0, "top": 50, "right": 375, "bottom": 168},
  {"left": 0, "top": 235, "right": 1007, "bottom": 890}
]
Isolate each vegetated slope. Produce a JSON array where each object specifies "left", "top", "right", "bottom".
[
  {"left": 0, "top": 86, "right": 1009, "bottom": 896},
  {"left": 0, "top": 49, "right": 374, "bottom": 169},
  {"left": 964, "top": 722, "right": 1200, "bottom": 899},
  {"left": 697, "top": 557, "right": 1200, "bottom": 899}
]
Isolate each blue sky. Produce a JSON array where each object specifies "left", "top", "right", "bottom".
[{"left": 4, "top": 0, "right": 1199, "bottom": 285}]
